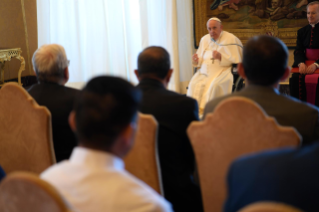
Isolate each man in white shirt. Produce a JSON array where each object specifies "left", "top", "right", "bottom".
[{"left": 41, "top": 76, "right": 173, "bottom": 212}]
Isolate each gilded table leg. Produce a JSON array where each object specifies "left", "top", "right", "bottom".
[
  {"left": 0, "top": 62, "right": 5, "bottom": 86},
  {"left": 15, "top": 56, "right": 25, "bottom": 86}
]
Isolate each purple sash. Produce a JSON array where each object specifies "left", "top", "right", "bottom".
[{"left": 305, "top": 49, "right": 319, "bottom": 105}]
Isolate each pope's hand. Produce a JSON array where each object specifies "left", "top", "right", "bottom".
[
  {"left": 299, "top": 63, "right": 307, "bottom": 74},
  {"left": 213, "top": 51, "right": 221, "bottom": 61},
  {"left": 192, "top": 54, "right": 199, "bottom": 65}
]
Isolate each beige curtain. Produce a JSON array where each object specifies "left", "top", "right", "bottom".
[{"left": 37, "top": 0, "right": 194, "bottom": 93}]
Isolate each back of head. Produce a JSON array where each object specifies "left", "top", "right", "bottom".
[
  {"left": 32, "top": 44, "right": 69, "bottom": 83},
  {"left": 74, "top": 76, "right": 141, "bottom": 150},
  {"left": 242, "top": 35, "right": 288, "bottom": 86},
  {"left": 137, "top": 46, "right": 171, "bottom": 79}
]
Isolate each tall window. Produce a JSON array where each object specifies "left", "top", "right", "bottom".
[{"left": 37, "top": 0, "right": 194, "bottom": 93}]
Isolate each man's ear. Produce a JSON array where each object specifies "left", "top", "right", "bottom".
[
  {"left": 68, "top": 111, "right": 77, "bottom": 132},
  {"left": 63, "top": 67, "right": 69, "bottom": 85},
  {"left": 280, "top": 67, "right": 290, "bottom": 82},
  {"left": 165, "top": 69, "right": 173, "bottom": 84},
  {"left": 115, "top": 122, "right": 137, "bottom": 158},
  {"left": 237, "top": 63, "right": 246, "bottom": 79},
  {"left": 134, "top": 70, "right": 140, "bottom": 81}
]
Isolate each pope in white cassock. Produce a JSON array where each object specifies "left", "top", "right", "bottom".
[{"left": 187, "top": 17, "right": 243, "bottom": 116}]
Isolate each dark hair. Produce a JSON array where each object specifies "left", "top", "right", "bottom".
[
  {"left": 242, "top": 35, "right": 288, "bottom": 86},
  {"left": 74, "top": 76, "right": 141, "bottom": 149},
  {"left": 137, "top": 46, "right": 171, "bottom": 79}
]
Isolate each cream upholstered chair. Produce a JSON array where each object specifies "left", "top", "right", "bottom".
[
  {"left": 187, "top": 97, "right": 301, "bottom": 212},
  {"left": 124, "top": 113, "right": 163, "bottom": 195},
  {"left": 238, "top": 202, "right": 304, "bottom": 212},
  {"left": 0, "top": 172, "right": 74, "bottom": 212},
  {"left": 0, "top": 82, "right": 55, "bottom": 174}
]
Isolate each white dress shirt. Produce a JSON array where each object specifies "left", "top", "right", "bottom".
[{"left": 41, "top": 147, "right": 173, "bottom": 212}]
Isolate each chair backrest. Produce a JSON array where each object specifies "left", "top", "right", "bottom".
[
  {"left": 0, "top": 82, "right": 55, "bottom": 174},
  {"left": 187, "top": 97, "right": 301, "bottom": 212},
  {"left": 124, "top": 113, "right": 163, "bottom": 195},
  {"left": 238, "top": 202, "right": 304, "bottom": 212},
  {"left": 0, "top": 172, "right": 73, "bottom": 212}
]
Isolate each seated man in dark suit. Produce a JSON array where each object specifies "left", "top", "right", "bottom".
[
  {"left": 204, "top": 35, "right": 319, "bottom": 145},
  {"left": 28, "top": 44, "right": 80, "bottom": 162},
  {"left": 224, "top": 142, "right": 319, "bottom": 212},
  {"left": 134, "top": 46, "right": 203, "bottom": 212},
  {"left": 0, "top": 166, "right": 5, "bottom": 181}
]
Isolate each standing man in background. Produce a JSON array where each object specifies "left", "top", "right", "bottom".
[{"left": 187, "top": 17, "right": 242, "bottom": 116}]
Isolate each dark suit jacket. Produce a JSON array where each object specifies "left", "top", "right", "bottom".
[
  {"left": 136, "top": 78, "right": 203, "bottom": 212},
  {"left": 0, "top": 166, "right": 5, "bottom": 181},
  {"left": 204, "top": 85, "right": 319, "bottom": 145},
  {"left": 28, "top": 82, "right": 80, "bottom": 162},
  {"left": 224, "top": 143, "right": 319, "bottom": 212}
]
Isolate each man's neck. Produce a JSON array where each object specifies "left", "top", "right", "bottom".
[
  {"left": 245, "top": 80, "right": 280, "bottom": 90},
  {"left": 78, "top": 142, "right": 115, "bottom": 156},
  {"left": 139, "top": 76, "right": 167, "bottom": 88}
]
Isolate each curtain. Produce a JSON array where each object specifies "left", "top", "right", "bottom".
[{"left": 37, "top": 0, "right": 194, "bottom": 93}]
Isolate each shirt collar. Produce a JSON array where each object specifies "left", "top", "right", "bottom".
[
  {"left": 310, "top": 20, "right": 319, "bottom": 28},
  {"left": 69, "top": 147, "right": 124, "bottom": 170},
  {"left": 243, "top": 84, "right": 280, "bottom": 94},
  {"left": 211, "top": 31, "right": 223, "bottom": 42},
  {"left": 138, "top": 78, "right": 165, "bottom": 89}
]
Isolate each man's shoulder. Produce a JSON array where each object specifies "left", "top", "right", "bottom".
[
  {"left": 223, "top": 31, "right": 240, "bottom": 40},
  {"left": 199, "top": 34, "right": 211, "bottom": 45},
  {"left": 28, "top": 83, "right": 79, "bottom": 93},
  {"left": 40, "top": 161, "right": 70, "bottom": 183},
  {"left": 200, "top": 34, "right": 211, "bottom": 40},
  {"left": 277, "top": 93, "right": 319, "bottom": 113},
  {"left": 204, "top": 93, "right": 235, "bottom": 114},
  {"left": 166, "top": 89, "right": 197, "bottom": 102},
  {"left": 146, "top": 87, "right": 197, "bottom": 105},
  {"left": 232, "top": 142, "right": 319, "bottom": 173},
  {"left": 41, "top": 163, "right": 172, "bottom": 212},
  {"left": 298, "top": 24, "right": 311, "bottom": 34},
  {"left": 28, "top": 83, "right": 80, "bottom": 101},
  {"left": 114, "top": 170, "right": 172, "bottom": 211}
]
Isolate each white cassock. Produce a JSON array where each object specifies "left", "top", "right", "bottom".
[{"left": 187, "top": 31, "right": 243, "bottom": 116}]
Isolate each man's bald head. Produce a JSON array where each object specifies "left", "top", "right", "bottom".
[{"left": 137, "top": 46, "right": 171, "bottom": 79}]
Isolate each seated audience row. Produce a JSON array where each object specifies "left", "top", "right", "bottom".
[{"left": 21, "top": 34, "right": 319, "bottom": 212}]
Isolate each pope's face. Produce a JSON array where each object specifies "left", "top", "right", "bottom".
[
  {"left": 307, "top": 4, "right": 319, "bottom": 25},
  {"left": 207, "top": 20, "right": 223, "bottom": 40}
]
